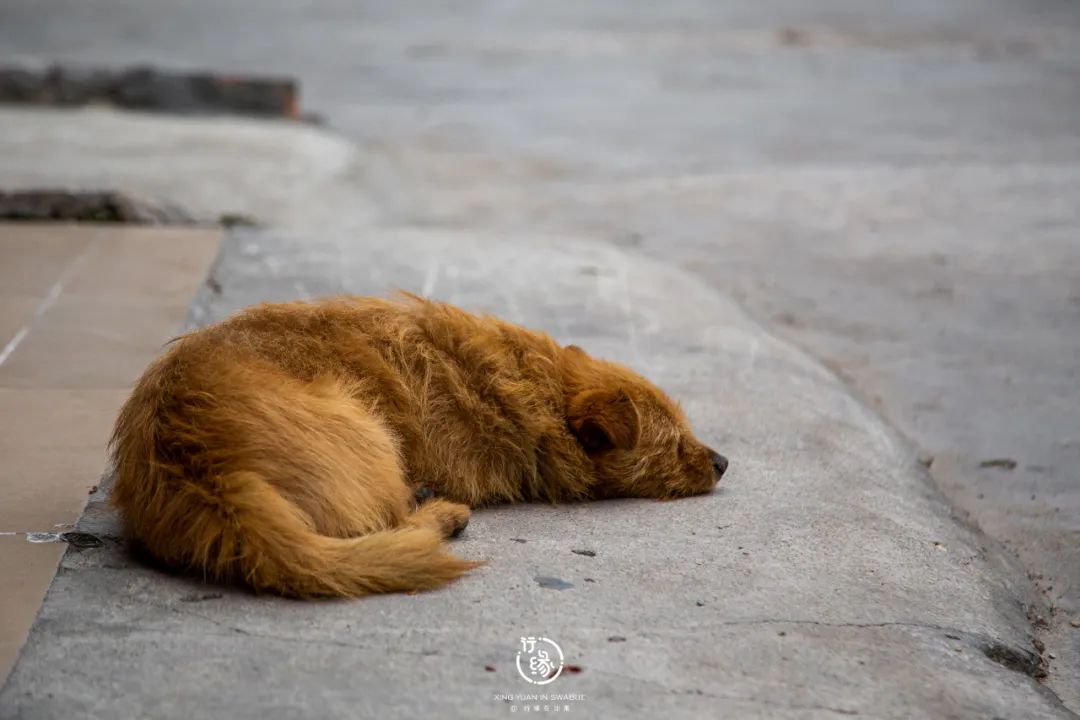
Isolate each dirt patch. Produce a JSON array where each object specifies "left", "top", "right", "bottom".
[
  {"left": 0, "top": 190, "right": 194, "bottom": 224},
  {"left": 0, "top": 64, "right": 300, "bottom": 119},
  {"left": 983, "top": 640, "right": 1047, "bottom": 680}
]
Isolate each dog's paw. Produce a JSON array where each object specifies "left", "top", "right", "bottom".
[
  {"left": 410, "top": 499, "right": 471, "bottom": 539},
  {"left": 449, "top": 513, "right": 470, "bottom": 538}
]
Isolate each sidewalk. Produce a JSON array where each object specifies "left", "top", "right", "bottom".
[
  {"left": 0, "top": 109, "right": 1072, "bottom": 718},
  {"left": 2, "top": 8, "right": 1078, "bottom": 705},
  {"left": 0, "top": 223, "right": 219, "bottom": 682}
]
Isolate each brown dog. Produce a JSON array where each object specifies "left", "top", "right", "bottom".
[{"left": 110, "top": 295, "right": 727, "bottom": 598}]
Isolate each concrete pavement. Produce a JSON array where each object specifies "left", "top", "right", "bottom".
[
  {"left": 0, "top": 109, "right": 1073, "bottom": 718},
  {"left": 0, "top": 223, "right": 220, "bottom": 682},
  {"left": 1, "top": 0, "right": 1078, "bottom": 714},
  {"left": 31, "top": 0, "right": 1069, "bottom": 704}
]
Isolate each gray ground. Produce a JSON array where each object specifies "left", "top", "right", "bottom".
[
  {"left": 1, "top": 0, "right": 1079, "bottom": 715},
  {"left": 0, "top": 215, "right": 1070, "bottom": 718}
]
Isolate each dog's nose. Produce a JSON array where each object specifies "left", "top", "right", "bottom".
[{"left": 710, "top": 451, "right": 729, "bottom": 479}]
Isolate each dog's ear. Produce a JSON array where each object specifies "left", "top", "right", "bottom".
[{"left": 568, "top": 388, "right": 641, "bottom": 452}]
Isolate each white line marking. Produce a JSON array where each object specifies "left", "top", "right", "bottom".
[
  {"left": 0, "top": 240, "right": 100, "bottom": 367},
  {"left": 26, "top": 532, "right": 62, "bottom": 544},
  {"left": 0, "top": 327, "right": 31, "bottom": 367}
]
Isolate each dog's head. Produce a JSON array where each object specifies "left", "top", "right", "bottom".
[{"left": 563, "top": 346, "right": 727, "bottom": 499}]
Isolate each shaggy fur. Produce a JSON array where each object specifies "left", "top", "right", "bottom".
[{"left": 110, "top": 295, "right": 727, "bottom": 598}]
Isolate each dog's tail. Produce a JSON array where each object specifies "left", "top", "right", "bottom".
[
  {"left": 109, "top": 344, "right": 478, "bottom": 598},
  {"left": 144, "top": 469, "right": 478, "bottom": 598}
]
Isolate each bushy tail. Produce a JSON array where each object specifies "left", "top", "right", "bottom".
[{"left": 176, "top": 470, "right": 479, "bottom": 598}]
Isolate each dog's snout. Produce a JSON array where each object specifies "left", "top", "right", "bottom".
[{"left": 710, "top": 451, "right": 729, "bottom": 479}]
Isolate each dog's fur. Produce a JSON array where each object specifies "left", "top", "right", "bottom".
[{"left": 110, "top": 295, "right": 725, "bottom": 598}]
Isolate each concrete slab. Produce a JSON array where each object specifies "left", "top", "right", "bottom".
[
  {"left": 0, "top": 225, "right": 1071, "bottom": 718},
  {"left": 0, "top": 223, "right": 219, "bottom": 684},
  {"left": 0, "top": 230, "right": 86, "bottom": 296},
  {"left": 0, "top": 539, "right": 64, "bottom": 689},
  {"left": 0, "top": 295, "right": 196, "bottom": 389},
  {"left": 0, "top": 0, "right": 1077, "bottom": 709},
  {"left": 0, "top": 389, "right": 124, "bottom": 526},
  {"left": 0, "top": 298, "right": 38, "bottom": 356}
]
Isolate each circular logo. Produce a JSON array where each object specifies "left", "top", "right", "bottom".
[{"left": 516, "top": 636, "right": 565, "bottom": 685}]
